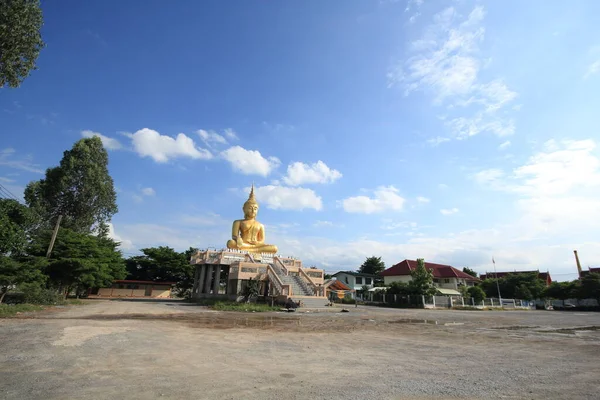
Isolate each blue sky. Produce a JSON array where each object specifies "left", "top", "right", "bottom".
[{"left": 1, "top": 0, "right": 600, "bottom": 279}]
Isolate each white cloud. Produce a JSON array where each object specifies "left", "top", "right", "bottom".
[
  {"left": 282, "top": 160, "right": 342, "bottom": 186},
  {"left": 81, "top": 130, "right": 122, "bottom": 150},
  {"left": 472, "top": 168, "right": 504, "bottom": 185},
  {"left": 221, "top": 146, "right": 280, "bottom": 176},
  {"left": 0, "top": 148, "right": 44, "bottom": 174},
  {"left": 0, "top": 176, "right": 15, "bottom": 183},
  {"left": 141, "top": 187, "right": 155, "bottom": 196},
  {"left": 313, "top": 220, "right": 334, "bottom": 227},
  {"left": 197, "top": 129, "right": 228, "bottom": 147},
  {"left": 131, "top": 128, "right": 212, "bottom": 163},
  {"left": 584, "top": 60, "right": 600, "bottom": 79},
  {"left": 438, "top": 183, "right": 449, "bottom": 190},
  {"left": 389, "top": 6, "right": 518, "bottom": 140},
  {"left": 106, "top": 223, "right": 134, "bottom": 250},
  {"left": 250, "top": 185, "right": 323, "bottom": 211},
  {"left": 417, "top": 196, "right": 430, "bottom": 203},
  {"left": 440, "top": 207, "right": 459, "bottom": 215},
  {"left": 342, "top": 186, "right": 405, "bottom": 214},
  {"left": 512, "top": 139, "right": 600, "bottom": 196},
  {"left": 427, "top": 136, "right": 451, "bottom": 146},
  {"left": 224, "top": 128, "right": 238, "bottom": 141},
  {"left": 498, "top": 140, "right": 511, "bottom": 150}
]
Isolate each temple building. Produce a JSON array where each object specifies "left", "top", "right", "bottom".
[{"left": 189, "top": 185, "right": 327, "bottom": 307}]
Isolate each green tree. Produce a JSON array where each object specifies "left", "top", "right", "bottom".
[
  {"left": 0, "top": 255, "right": 45, "bottom": 303},
  {"left": 514, "top": 284, "right": 533, "bottom": 300},
  {"left": 544, "top": 281, "right": 578, "bottom": 300},
  {"left": 386, "top": 281, "right": 411, "bottom": 295},
  {"left": 579, "top": 273, "right": 600, "bottom": 305},
  {"left": 125, "top": 246, "right": 196, "bottom": 296},
  {"left": 462, "top": 267, "right": 478, "bottom": 278},
  {"left": 408, "top": 258, "right": 437, "bottom": 297},
  {"left": 358, "top": 256, "right": 385, "bottom": 275},
  {"left": 0, "top": 0, "right": 45, "bottom": 88},
  {"left": 240, "top": 277, "right": 259, "bottom": 303},
  {"left": 467, "top": 286, "right": 486, "bottom": 303},
  {"left": 27, "top": 228, "right": 126, "bottom": 297},
  {"left": 0, "top": 199, "right": 33, "bottom": 255},
  {"left": 24, "top": 137, "right": 118, "bottom": 235}
]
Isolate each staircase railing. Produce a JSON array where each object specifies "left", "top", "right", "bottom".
[
  {"left": 273, "top": 256, "right": 289, "bottom": 275},
  {"left": 298, "top": 268, "right": 322, "bottom": 296},
  {"left": 267, "top": 264, "right": 291, "bottom": 296}
]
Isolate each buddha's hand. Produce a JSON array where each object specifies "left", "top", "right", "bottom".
[{"left": 236, "top": 236, "right": 244, "bottom": 247}]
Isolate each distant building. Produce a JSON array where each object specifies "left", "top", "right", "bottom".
[
  {"left": 580, "top": 267, "right": 600, "bottom": 278},
  {"left": 91, "top": 280, "right": 176, "bottom": 298},
  {"left": 479, "top": 270, "right": 552, "bottom": 286},
  {"left": 331, "top": 271, "right": 378, "bottom": 291},
  {"left": 381, "top": 259, "right": 479, "bottom": 293}
]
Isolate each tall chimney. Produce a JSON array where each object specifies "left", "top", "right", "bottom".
[{"left": 574, "top": 250, "right": 583, "bottom": 278}]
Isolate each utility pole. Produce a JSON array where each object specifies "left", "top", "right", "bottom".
[
  {"left": 46, "top": 215, "right": 63, "bottom": 258},
  {"left": 492, "top": 256, "right": 502, "bottom": 307}
]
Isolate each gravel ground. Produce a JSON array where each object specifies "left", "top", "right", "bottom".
[{"left": 1, "top": 300, "right": 599, "bottom": 400}]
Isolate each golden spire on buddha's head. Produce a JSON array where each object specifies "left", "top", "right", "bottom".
[{"left": 243, "top": 183, "right": 258, "bottom": 210}]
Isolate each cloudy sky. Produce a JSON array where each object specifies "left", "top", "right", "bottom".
[{"left": 1, "top": 0, "right": 599, "bottom": 279}]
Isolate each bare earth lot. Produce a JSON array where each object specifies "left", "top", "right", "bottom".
[{"left": 1, "top": 300, "right": 600, "bottom": 400}]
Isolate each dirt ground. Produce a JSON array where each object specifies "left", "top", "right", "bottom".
[{"left": 1, "top": 300, "right": 600, "bottom": 400}]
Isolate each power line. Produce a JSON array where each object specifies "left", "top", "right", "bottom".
[{"left": 0, "top": 183, "right": 20, "bottom": 202}]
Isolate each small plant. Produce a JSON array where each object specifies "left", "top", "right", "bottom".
[{"left": 0, "top": 304, "right": 45, "bottom": 318}]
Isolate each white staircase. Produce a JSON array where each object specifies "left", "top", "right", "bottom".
[{"left": 269, "top": 262, "right": 327, "bottom": 307}]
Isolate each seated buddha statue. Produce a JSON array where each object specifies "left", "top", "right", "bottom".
[{"left": 226, "top": 185, "right": 278, "bottom": 254}]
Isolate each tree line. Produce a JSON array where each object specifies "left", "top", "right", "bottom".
[
  {"left": 352, "top": 256, "right": 599, "bottom": 304},
  {"left": 0, "top": 137, "right": 196, "bottom": 304}
]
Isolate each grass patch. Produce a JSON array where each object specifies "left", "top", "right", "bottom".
[
  {"left": 211, "top": 301, "right": 279, "bottom": 312},
  {"left": 0, "top": 304, "right": 45, "bottom": 318}
]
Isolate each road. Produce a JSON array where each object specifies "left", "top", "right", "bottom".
[{"left": 1, "top": 300, "right": 599, "bottom": 399}]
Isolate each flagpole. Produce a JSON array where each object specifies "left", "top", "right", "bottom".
[{"left": 493, "top": 256, "right": 502, "bottom": 307}]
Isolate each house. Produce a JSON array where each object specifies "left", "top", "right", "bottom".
[
  {"left": 580, "top": 267, "right": 600, "bottom": 278},
  {"left": 479, "top": 270, "right": 552, "bottom": 286},
  {"left": 331, "top": 271, "right": 378, "bottom": 291},
  {"left": 380, "top": 260, "right": 479, "bottom": 294},
  {"left": 91, "top": 280, "right": 176, "bottom": 298}
]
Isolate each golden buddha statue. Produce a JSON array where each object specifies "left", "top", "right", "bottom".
[{"left": 226, "top": 185, "right": 278, "bottom": 254}]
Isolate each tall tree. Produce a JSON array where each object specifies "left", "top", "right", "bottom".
[
  {"left": 409, "top": 258, "right": 437, "bottom": 297},
  {"left": 462, "top": 267, "right": 478, "bottom": 278},
  {"left": 24, "top": 137, "right": 118, "bottom": 235},
  {"left": 579, "top": 273, "right": 600, "bottom": 305},
  {"left": 358, "top": 256, "right": 385, "bottom": 275},
  {"left": 0, "top": 0, "right": 45, "bottom": 88}
]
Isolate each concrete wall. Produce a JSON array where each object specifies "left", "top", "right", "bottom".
[{"left": 97, "top": 285, "right": 172, "bottom": 298}]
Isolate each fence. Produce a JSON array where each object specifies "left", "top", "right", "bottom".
[{"left": 362, "top": 292, "right": 535, "bottom": 309}]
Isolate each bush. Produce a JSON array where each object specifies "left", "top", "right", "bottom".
[
  {"left": 341, "top": 297, "right": 356, "bottom": 304},
  {"left": 19, "top": 283, "right": 64, "bottom": 305}
]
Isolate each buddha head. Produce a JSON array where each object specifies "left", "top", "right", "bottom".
[{"left": 243, "top": 184, "right": 259, "bottom": 219}]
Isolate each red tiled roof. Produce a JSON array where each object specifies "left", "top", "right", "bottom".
[
  {"left": 381, "top": 260, "right": 479, "bottom": 281},
  {"left": 326, "top": 280, "right": 352, "bottom": 291},
  {"left": 114, "top": 280, "right": 176, "bottom": 285}
]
